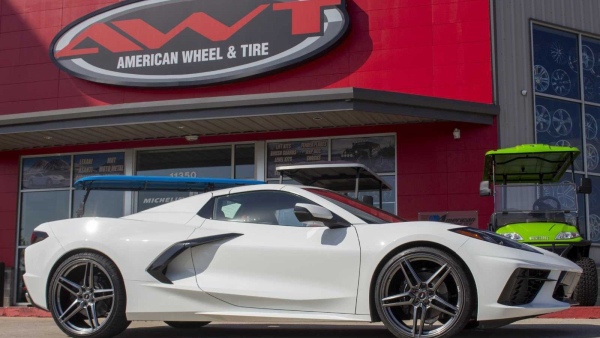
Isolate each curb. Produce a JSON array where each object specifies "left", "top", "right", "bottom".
[
  {"left": 0, "top": 307, "right": 51, "bottom": 318},
  {"left": 1, "top": 306, "right": 599, "bottom": 319},
  {"left": 538, "top": 306, "right": 600, "bottom": 319}
]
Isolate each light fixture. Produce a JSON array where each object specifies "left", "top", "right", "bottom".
[
  {"left": 453, "top": 128, "right": 461, "bottom": 140},
  {"left": 184, "top": 135, "right": 199, "bottom": 142},
  {"left": 44, "top": 136, "right": 53, "bottom": 140}
]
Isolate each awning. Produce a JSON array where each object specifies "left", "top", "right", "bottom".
[{"left": 0, "top": 88, "right": 498, "bottom": 151}]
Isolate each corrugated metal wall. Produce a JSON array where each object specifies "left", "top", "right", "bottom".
[{"left": 494, "top": 0, "right": 600, "bottom": 147}]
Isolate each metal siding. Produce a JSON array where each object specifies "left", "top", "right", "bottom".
[{"left": 495, "top": 0, "right": 600, "bottom": 147}]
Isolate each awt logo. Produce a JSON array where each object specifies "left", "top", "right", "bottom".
[{"left": 50, "top": 0, "right": 350, "bottom": 87}]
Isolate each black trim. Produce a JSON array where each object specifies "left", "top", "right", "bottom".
[
  {"left": 146, "top": 233, "right": 243, "bottom": 284},
  {"left": 497, "top": 268, "right": 552, "bottom": 306},
  {"left": 475, "top": 315, "right": 538, "bottom": 329}
]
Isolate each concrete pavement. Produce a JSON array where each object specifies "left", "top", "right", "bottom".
[{"left": 1, "top": 318, "right": 600, "bottom": 338}]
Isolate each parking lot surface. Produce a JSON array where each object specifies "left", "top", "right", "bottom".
[{"left": 1, "top": 318, "right": 600, "bottom": 338}]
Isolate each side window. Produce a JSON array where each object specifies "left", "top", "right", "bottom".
[{"left": 213, "top": 191, "right": 318, "bottom": 227}]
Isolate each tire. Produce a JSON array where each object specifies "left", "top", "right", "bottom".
[
  {"left": 573, "top": 257, "right": 598, "bottom": 306},
  {"left": 374, "top": 247, "right": 474, "bottom": 338},
  {"left": 47, "top": 252, "right": 130, "bottom": 338},
  {"left": 164, "top": 321, "right": 211, "bottom": 329}
]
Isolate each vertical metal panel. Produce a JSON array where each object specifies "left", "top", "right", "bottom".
[{"left": 494, "top": 0, "right": 600, "bottom": 147}]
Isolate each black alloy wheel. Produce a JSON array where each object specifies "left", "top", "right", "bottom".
[
  {"left": 374, "top": 247, "right": 474, "bottom": 338},
  {"left": 48, "top": 253, "right": 130, "bottom": 338}
]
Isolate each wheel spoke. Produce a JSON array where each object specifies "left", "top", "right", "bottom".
[
  {"left": 401, "top": 259, "right": 422, "bottom": 287},
  {"left": 425, "top": 264, "right": 447, "bottom": 284},
  {"left": 411, "top": 305, "right": 418, "bottom": 337},
  {"left": 431, "top": 295, "right": 458, "bottom": 317},
  {"left": 58, "top": 277, "right": 81, "bottom": 296},
  {"left": 429, "top": 265, "right": 452, "bottom": 292},
  {"left": 60, "top": 300, "right": 84, "bottom": 323},
  {"left": 418, "top": 305, "right": 427, "bottom": 337},
  {"left": 87, "top": 262, "right": 95, "bottom": 289},
  {"left": 382, "top": 292, "right": 411, "bottom": 302},
  {"left": 87, "top": 303, "right": 99, "bottom": 330},
  {"left": 94, "top": 289, "right": 114, "bottom": 302}
]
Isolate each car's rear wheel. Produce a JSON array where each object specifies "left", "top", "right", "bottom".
[
  {"left": 164, "top": 321, "right": 211, "bottom": 329},
  {"left": 374, "top": 247, "right": 474, "bottom": 338},
  {"left": 48, "top": 252, "right": 130, "bottom": 338}
]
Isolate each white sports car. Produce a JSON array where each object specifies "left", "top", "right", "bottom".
[{"left": 24, "top": 184, "right": 582, "bottom": 338}]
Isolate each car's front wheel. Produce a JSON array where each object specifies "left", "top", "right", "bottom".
[
  {"left": 374, "top": 247, "right": 474, "bottom": 338},
  {"left": 48, "top": 252, "right": 130, "bottom": 338}
]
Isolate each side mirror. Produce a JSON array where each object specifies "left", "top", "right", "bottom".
[
  {"left": 578, "top": 177, "right": 592, "bottom": 194},
  {"left": 479, "top": 181, "right": 492, "bottom": 196},
  {"left": 362, "top": 195, "right": 374, "bottom": 206},
  {"left": 294, "top": 203, "right": 348, "bottom": 229}
]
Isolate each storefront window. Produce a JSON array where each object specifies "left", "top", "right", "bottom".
[
  {"left": 20, "top": 191, "right": 70, "bottom": 246},
  {"left": 582, "top": 37, "right": 600, "bottom": 104},
  {"left": 137, "top": 146, "right": 232, "bottom": 178},
  {"left": 588, "top": 175, "right": 600, "bottom": 242},
  {"left": 266, "top": 140, "right": 329, "bottom": 179},
  {"left": 533, "top": 23, "right": 600, "bottom": 242},
  {"left": 72, "top": 190, "right": 125, "bottom": 218},
  {"left": 21, "top": 156, "right": 70, "bottom": 190},
  {"left": 532, "top": 25, "right": 580, "bottom": 100},
  {"left": 235, "top": 144, "right": 255, "bottom": 179},
  {"left": 534, "top": 97, "right": 583, "bottom": 169},
  {"left": 16, "top": 152, "right": 124, "bottom": 303},
  {"left": 266, "top": 135, "right": 397, "bottom": 214},
  {"left": 16, "top": 190, "right": 70, "bottom": 303},
  {"left": 331, "top": 136, "right": 396, "bottom": 173}
]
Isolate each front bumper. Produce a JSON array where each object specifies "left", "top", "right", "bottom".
[{"left": 457, "top": 238, "right": 582, "bottom": 321}]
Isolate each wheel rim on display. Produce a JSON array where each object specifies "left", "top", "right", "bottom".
[
  {"left": 587, "top": 144, "right": 599, "bottom": 171},
  {"left": 586, "top": 114, "right": 598, "bottom": 140},
  {"left": 535, "top": 105, "right": 551, "bottom": 132},
  {"left": 534, "top": 65, "right": 550, "bottom": 92},
  {"left": 555, "top": 140, "right": 571, "bottom": 147},
  {"left": 551, "top": 69, "right": 571, "bottom": 96},
  {"left": 551, "top": 42, "right": 567, "bottom": 65},
  {"left": 378, "top": 253, "right": 464, "bottom": 337},
  {"left": 555, "top": 182, "right": 576, "bottom": 209},
  {"left": 51, "top": 259, "right": 115, "bottom": 336},
  {"left": 582, "top": 45, "right": 595, "bottom": 71},
  {"left": 552, "top": 109, "right": 573, "bottom": 136},
  {"left": 590, "top": 214, "right": 600, "bottom": 242},
  {"left": 568, "top": 49, "right": 579, "bottom": 73}
]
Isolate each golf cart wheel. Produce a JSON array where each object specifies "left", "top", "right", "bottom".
[
  {"left": 374, "top": 247, "right": 474, "bottom": 338},
  {"left": 164, "top": 321, "right": 210, "bottom": 329},
  {"left": 48, "top": 252, "right": 130, "bottom": 338},
  {"left": 573, "top": 257, "right": 598, "bottom": 306}
]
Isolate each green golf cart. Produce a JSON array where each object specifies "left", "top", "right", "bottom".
[{"left": 481, "top": 144, "right": 598, "bottom": 305}]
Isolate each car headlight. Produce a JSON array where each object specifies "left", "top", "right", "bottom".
[
  {"left": 555, "top": 232, "right": 580, "bottom": 240},
  {"left": 449, "top": 227, "right": 540, "bottom": 254},
  {"left": 501, "top": 232, "right": 523, "bottom": 241}
]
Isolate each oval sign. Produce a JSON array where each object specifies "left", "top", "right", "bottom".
[{"left": 50, "top": 0, "right": 350, "bottom": 87}]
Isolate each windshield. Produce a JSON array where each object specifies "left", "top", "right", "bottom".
[
  {"left": 494, "top": 183, "right": 578, "bottom": 213},
  {"left": 304, "top": 188, "right": 404, "bottom": 224}
]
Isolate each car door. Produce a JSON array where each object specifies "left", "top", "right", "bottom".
[{"left": 190, "top": 189, "right": 361, "bottom": 314}]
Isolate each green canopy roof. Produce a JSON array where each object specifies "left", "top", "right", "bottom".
[{"left": 484, "top": 144, "right": 580, "bottom": 183}]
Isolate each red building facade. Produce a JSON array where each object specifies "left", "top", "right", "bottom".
[{"left": 0, "top": 0, "right": 496, "bottom": 304}]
